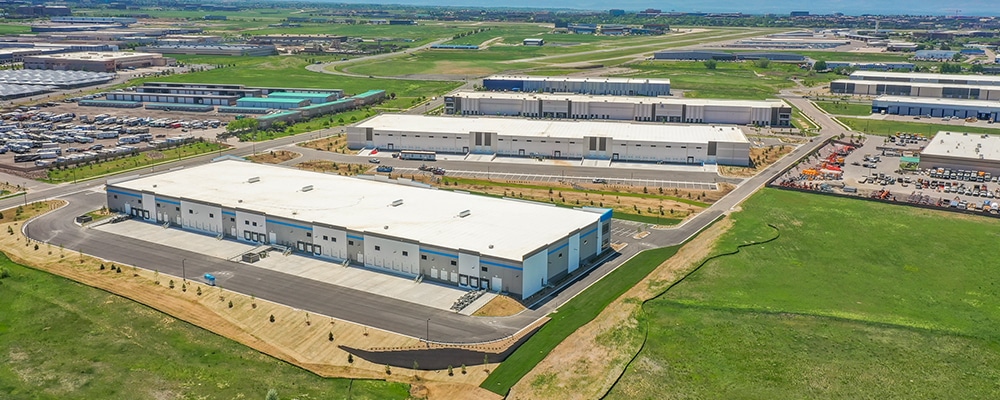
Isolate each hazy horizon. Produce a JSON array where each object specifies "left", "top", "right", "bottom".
[{"left": 326, "top": 0, "right": 1000, "bottom": 16}]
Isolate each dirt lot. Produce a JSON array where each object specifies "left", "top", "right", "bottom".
[
  {"left": 719, "top": 144, "right": 795, "bottom": 178},
  {"left": 472, "top": 295, "right": 526, "bottom": 317},
  {"left": 299, "top": 134, "right": 348, "bottom": 153},
  {"left": 508, "top": 217, "right": 734, "bottom": 400},
  {"left": 0, "top": 202, "right": 519, "bottom": 399},
  {"left": 246, "top": 150, "right": 300, "bottom": 164}
]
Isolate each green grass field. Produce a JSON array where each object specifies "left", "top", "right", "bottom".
[
  {"left": 152, "top": 55, "right": 460, "bottom": 102},
  {"left": 814, "top": 101, "right": 872, "bottom": 116},
  {"left": 44, "top": 142, "right": 224, "bottom": 183},
  {"left": 627, "top": 61, "right": 838, "bottom": 100},
  {"left": 0, "top": 23, "right": 30, "bottom": 35},
  {"left": 605, "top": 188, "right": 1000, "bottom": 398},
  {"left": 839, "top": 117, "right": 1000, "bottom": 136},
  {"left": 481, "top": 246, "right": 681, "bottom": 395},
  {"left": 0, "top": 253, "right": 409, "bottom": 400}
]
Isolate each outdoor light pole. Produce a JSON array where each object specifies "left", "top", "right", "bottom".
[
  {"left": 182, "top": 258, "right": 187, "bottom": 282},
  {"left": 426, "top": 318, "right": 430, "bottom": 347}
]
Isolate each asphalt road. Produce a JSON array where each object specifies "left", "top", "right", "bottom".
[{"left": 2, "top": 46, "right": 847, "bottom": 346}]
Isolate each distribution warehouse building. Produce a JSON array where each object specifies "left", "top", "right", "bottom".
[
  {"left": 444, "top": 91, "right": 791, "bottom": 126},
  {"left": 920, "top": 131, "right": 1000, "bottom": 175},
  {"left": 871, "top": 96, "right": 1000, "bottom": 121},
  {"left": 848, "top": 71, "right": 1000, "bottom": 87},
  {"left": 483, "top": 75, "right": 670, "bottom": 96},
  {"left": 105, "top": 160, "right": 611, "bottom": 300},
  {"left": 348, "top": 114, "right": 750, "bottom": 166},
  {"left": 831, "top": 79, "right": 1000, "bottom": 100}
]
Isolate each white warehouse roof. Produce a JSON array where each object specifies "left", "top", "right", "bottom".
[
  {"left": 874, "top": 95, "right": 1000, "bottom": 110},
  {"left": 111, "top": 160, "right": 602, "bottom": 261},
  {"left": 852, "top": 71, "right": 1000, "bottom": 85},
  {"left": 451, "top": 91, "right": 786, "bottom": 108},
  {"left": 357, "top": 114, "right": 748, "bottom": 144},
  {"left": 486, "top": 74, "right": 669, "bottom": 85},
  {"left": 922, "top": 131, "right": 1000, "bottom": 162}
]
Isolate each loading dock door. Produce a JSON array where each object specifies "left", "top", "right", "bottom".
[{"left": 491, "top": 276, "right": 502, "bottom": 292}]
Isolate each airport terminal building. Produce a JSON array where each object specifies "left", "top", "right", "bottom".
[
  {"left": 347, "top": 114, "right": 750, "bottom": 166},
  {"left": 444, "top": 91, "right": 791, "bottom": 126},
  {"left": 482, "top": 75, "right": 670, "bottom": 96},
  {"left": 920, "top": 131, "right": 1000, "bottom": 175},
  {"left": 105, "top": 160, "right": 611, "bottom": 300}
]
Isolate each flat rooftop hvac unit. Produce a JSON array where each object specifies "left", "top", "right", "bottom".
[
  {"left": 391, "top": 199, "right": 403, "bottom": 207},
  {"left": 302, "top": 185, "right": 313, "bottom": 192},
  {"left": 248, "top": 176, "right": 260, "bottom": 183},
  {"left": 458, "top": 209, "right": 471, "bottom": 218}
]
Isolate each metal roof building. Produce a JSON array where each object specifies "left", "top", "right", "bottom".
[
  {"left": 348, "top": 114, "right": 750, "bottom": 166},
  {"left": 831, "top": 79, "right": 1000, "bottom": 100},
  {"left": 236, "top": 97, "right": 310, "bottom": 109},
  {"left": 871, "top": 96, "right": 1000, "bottom": 122},
  {"left": 849, "top": 71, "right": 1000, "bottom": 87},
  {"left": 920, "top": 131, "right": 1000, "bottom": 175},
  {"left": 444, "top": 91, "right": 791, "bottom": 126},
  {"left": 483, "top": 75, "right": 670, "bottom": 96},
  {"left": 106, "top": 160, "right": 611, "bottom": 299}
]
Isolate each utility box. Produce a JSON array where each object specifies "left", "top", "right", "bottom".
[{"left": 242, "top": 252, "right": 261, "bottom": 263}]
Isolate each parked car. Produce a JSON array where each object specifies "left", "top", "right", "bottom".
[
  {"left": 368, "top": 158, "right": 380, "bottom": 164},
  {"left": 376, "top": 165, "right": 393, "bottom": 173},
  {"left": 592, "top": 178, "right": 608, "bottom": 184}
]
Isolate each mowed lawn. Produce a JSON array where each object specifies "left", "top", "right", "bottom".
[
  {"left": 814, "top": 101, "right": 872, "bottom": 116},
  {"left": 627, "top": 61, "right": 838, "bottom": 100},
  {"left": 838, "top": 117, "right": 1000, "bottom": 136},
  {"left": 607, "top": 189, "right": 1000, "bottom": 399},
  {"left": 0, "top": 254, "right": 410, "bottom": 400}
]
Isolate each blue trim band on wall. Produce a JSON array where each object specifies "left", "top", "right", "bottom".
[
  {"left": 600, "top": 209, "right": 613, "bottom": 222},
  {"left": 481, "top": 259, "right": 523, "bottom": 271},
  {"left": 108, "top": 188, "right": 141, "bottom": 198},
  {"left": 347, "top": 234, "right": 364, "bottom": 241},
  {"left": 420, "top": 248, "right": 458, "bottom": 259},
  {"left": 581, "top": 227, "right": 598, "bottom": 237},
  {"left": 221, "top": 210, "right": 236, "bottom": 216},
  {"left": 266, "top": 219, "right": 313, "bottom": 231},
  {"left": 158, "top": 198, "right": 180, "bottom": 205},
  {"left": 548, "top": 242, "right": 569, "bottom": 255}
]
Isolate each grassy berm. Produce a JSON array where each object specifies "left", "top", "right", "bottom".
[
  {"left": 607, "top": 188, "right": 1000, "bottom": 399},
  {"left": 0, "top": 252, "right": 409, "bottom": 400}
]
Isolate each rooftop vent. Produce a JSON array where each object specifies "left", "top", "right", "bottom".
[
  {"left": 302, "top": 185, "right": 313, "bottom": 192},
  {"left": 391, "top": 199, "right": 403, "bottom": 207},
  {"left": 248, "top": 176, "right": 260, "bottom": 183},
  {"left": 458, "top": 210, "right": 471, "bottom": 218}
]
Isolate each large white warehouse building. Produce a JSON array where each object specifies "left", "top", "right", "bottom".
[
  {"left": 444, "top": 91, "right": 791, "bottom": 126},
  {"left": 831, "top": 79, "right": 1000, "bottom": 100},
  {"left": 106, "top": 160, "right": 611, "bottom": 300},
  {"left": 871, "top": 96, "right": 1000, "bottom": 121},
  {"left": 482, "top": 75, "right": 670, "bottom": 96},
  {"left": 347, "top": 114, "right": 750, "bottom": 166},
  {"left": 849, "top": 71, "right": 1000, "bottom": 87},
  {"left": 920, "top": 131, "right": 1000, "bottom": 175}
]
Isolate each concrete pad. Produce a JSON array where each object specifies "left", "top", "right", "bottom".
[
  {"left": 464, "top": 154, "right": 495, "bottom": 162},
  {"left": 96, "top": 220, "right": 255, "bottom": 260},
  {"left": 93, "top": 220, "right": 472, "bottom": 311}
]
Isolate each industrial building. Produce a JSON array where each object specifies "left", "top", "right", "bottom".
[
  {"left": 105, "top": 160, "right": 611, "bottom": 300},
  {"left": 523, "top": 38, "right": 544, "bottom": 46},
  {"left": 23, "top": 51, "right": 172, "bottom": 72},
  {"left": 265, "top": 91, "right": 339, "bottom": 104},
  {"left": 831, "top": 80, "right": 1000, "bottom": 100},
  {"left": 50, "top": 16, "right": 137, "bottom": 25},
  {"left": 108, "top": 92, "right": 239, "bottom": 105},
  {"left": 920, "top": 131, "right": 1000, "bottom": 175},
  {"left": 483, "top": 75, "right": 670, "bottom": 96},
  {"left": 849, "top": 71, "right": 1000, "bottom": 87},
  {"left": 136, "top": 44, "right": 277, "bottom": 56},
  {"left": 652, "top": 50, "right": 805, "bottom": 62},
  {"left": 724, "top": 38, "right": 848, "bottom": 49},
  {"left": 821, "top": 61, "right": 915, "bottom": 71},
  {"left": 0, "top": 69, "right": 114, "bottom": 88},
  {"left": 444, "top": 91, "right": 791, "bottom": 126},
  {"left": 235, "top": 97, "right": 310, "bottom": 110},
  {"left": 348, "top": 114, "right": 750, "bottom": 166},
  {"left": 871, "top": 96, "right": 1000, "bottom": 121}
]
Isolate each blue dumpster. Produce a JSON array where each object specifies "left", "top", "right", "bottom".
[{"left": 204, "top": 273, "right": 216, "bottom": 286}]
